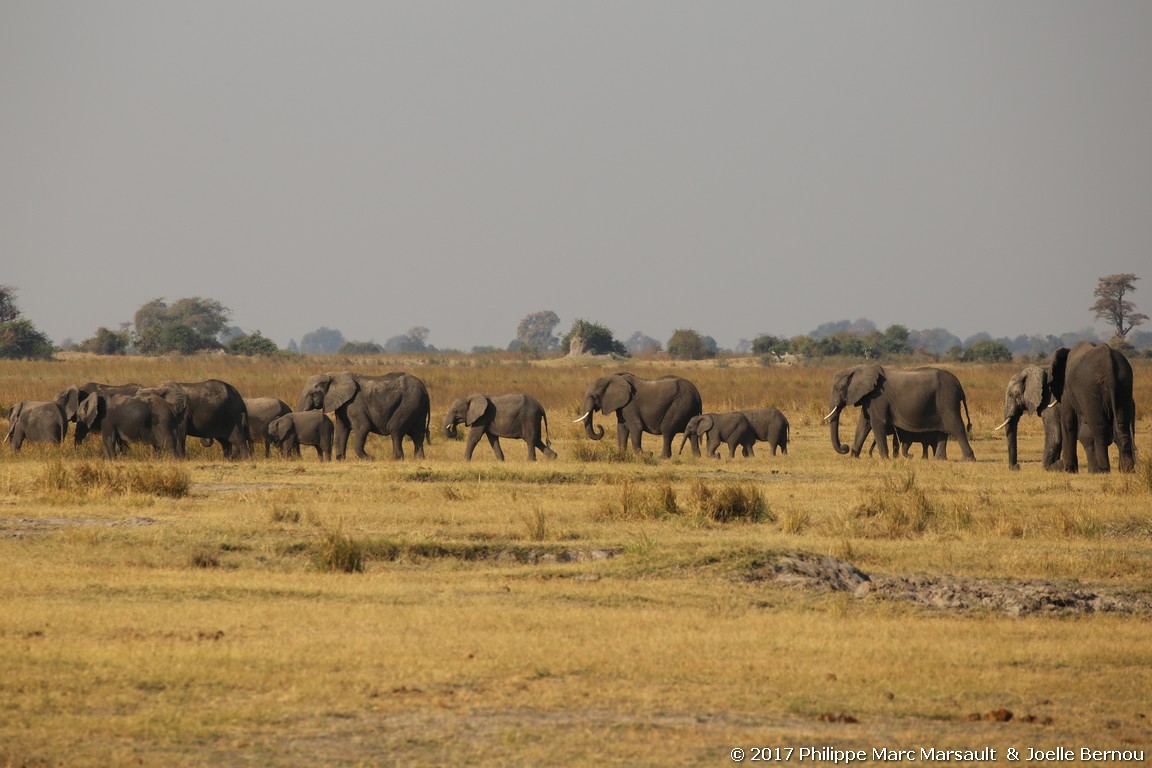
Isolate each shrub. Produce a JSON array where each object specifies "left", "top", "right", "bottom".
[{"left": 667, "top": 329, "right": 716, "bottom": 360}]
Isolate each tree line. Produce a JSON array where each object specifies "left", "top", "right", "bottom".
[{"left": 1, "top": 275, "right": 1148, "bottom": 362}]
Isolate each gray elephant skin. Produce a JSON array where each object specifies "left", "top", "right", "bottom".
[
  {"left": 267, "top": 412, "right": 334, "bottom": 461},
  {"left": 55, "top": 382, "right": 142, "bottom": 445},
  {"left": 298, "top": 371, "right": 431, "bottom": 460},
  {"left": 827, "top": 365, "right": 975, "bottom": 461},
  {"left": 244, "top": 397, "right": 293, "bottom": 457},
  {"left": 443, "top": 392, "right": 557, "bottom": 461},
  {"left": 741, "top": 407, "right": 790, "bottom": 456},
  {"left": 1050, "top": 342, "right": 1136, "bottom": 473},
  {"left": 868, "top": 426, "right": 948, "bottom": 459},
  {"left": 78, "top": 391, "right": 185, "bottom": 459},
  {"left": 145, "top": 380, "right": 251, "bottom": 459},
  {"left": 679, "top": 412, "right": 756, "bottom": 458},
  {"left": 998, "top": 365, "right": 1085, "bottom": 470},
  {"left": 5, "top": 401, "right": 67, "bottom": 451},
  {"left": 577, "top": 372, "right": 703, "bottom": 459}
]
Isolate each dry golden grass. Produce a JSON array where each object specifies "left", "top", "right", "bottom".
[{"left": 1, "top": 354, "right": 1150, "bottom": 766}]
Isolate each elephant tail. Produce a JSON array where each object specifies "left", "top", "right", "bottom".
[
  {"left": 542, "top": 411, "right": 552, "bottom": 448},
  {"left": 425, "top": 408, "right": 432, "bottom": 445},
  {"left": 678, "top": 432, "right": 690, "bottom": 455},
  {"left": 962, "top": 395, "right": 973, "bottom": 439}
]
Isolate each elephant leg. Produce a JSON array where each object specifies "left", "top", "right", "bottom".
[
  {"left": 706, "top": 434, "right": 721, "bottom": 459},
  {"left": 410, "top": 430, "right": 426, "bottom": 460},
  {"left": 388, "top": 432, "right": 405, "bottom": 460},
  {"left": 313, "top": 444, "right": 324, "bottom": 461},
  {"left": 867, "top": 415, "right": 891, "bottom": 459},
  {"left": 630, "top": 425, "right": 646, "bottom": 454},
  {"left": 1115, "top": 406, "right": 1136, "bottom": 473},
  {"left": 331, "top": 415, "right": 352, "bottom": 460},
  {"left": 464, "top": 427, "right": 485, "bottom": 460},
  {"left": 348, "top": 423, "right": 373, "bottom": 460},
  {"left": 487, "top": 434, "right": 506, "bottom": 461},
  {"left": 1059, "top": 409, "right": 1080, "bottom": 473},
  {"left": 615, "top": 419, "right": 631, "bottom": 453}
]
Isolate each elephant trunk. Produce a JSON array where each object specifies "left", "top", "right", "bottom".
[
  {"left": 444, "top": 419, "right": 458, "bottom": 439},
  {"left": 581, "top": 409, "right": 604, "bottom": 441},
  {"left": 678, "top": 431, "right": 691, "bottom": 455},
  {"left": 1002, "top": 413, "right": 1021, "bottom": 470},
  {"left": 828, "top": 404, "right": 850, "bottom": 455}
]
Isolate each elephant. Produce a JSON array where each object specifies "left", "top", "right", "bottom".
[
  {"left": 143, "top": 380, "right": 251, "bottom": 459},
  {"left": 267, "top": 411, "right": 334, "bottom": 461},
  {"left": 55, "top": 382, "right": 141, "bottom": 445},
  {"left": 298, "top": 371, "right": 431, "bottom": 460},
  {"left": 77, "top": 391, "right": 184, "bottom": 459},
  {"left": 740, "top": 407, "right": 790, "bottom": 456},
  {"left": 576, "top": 372, "right": 703, "bottom": 459},
  {"left": 1049, "top": 342, "right": 1135, "bottom": 473},
  {"left": 826, "top": 365, "right": 975, "bottom": 461},
  {"left": 243, "top": 398, "right": 293, "bottom": 457},
  {"left": 443, "top": 392, "right": 557, "bottom": 461},
  {"left": 679, "top": 412, "right": 757, "bottom": 458},
  {"left": 5, "top": 401, "right": 67, "bottom": 451}
]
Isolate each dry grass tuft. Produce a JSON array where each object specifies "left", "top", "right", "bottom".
[
  {"left": 594, "top": 481, "right": 681, "bottom": 520},
  {"left": 852, "top": 468, "right": 934, "bottom": 537},
  {"left": 38, "top": 460, "right": 191, "bottom": 498},
  {"left": 689, "top": 479, "right": 771, "bottom": 523},
  {"left": 314, "top": 529, "right": 366, "bottom": 573}
]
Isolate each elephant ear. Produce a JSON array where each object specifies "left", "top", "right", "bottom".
[
  {"left": 697, "top": 414, "right": 715, "bottom": 434},
  {"left": 1021, "top": 367, "right": 1049, "bottom": 414},
  {"left": 600, "top": 376, "right": 634, "bottom": 414},
  {"left": 56, "top": 387, "right": 80, "bottom": 421},
  {"left": 164, "top": 390, "right": 188, "bottom": 420},
  {"left": 323, "top": 373, "right": 358, "bottom": 413},
  {"left": 8, "top": 402, "right": 24, "bottom": 423},
  {"left": 78, "top": 393, "right": 102, "bottom": 428},
  {"left": 465, "top": 394, "right": 490, "bottom": 426},
  {"left": 846, "top": 364, "right": 884, "bottom": 406},
  {"left": 267, "top": 415, "right": 289, "bottom": 440},
  {"left": 1049, "top": 348, "right": 1070, "bottom": 401}
]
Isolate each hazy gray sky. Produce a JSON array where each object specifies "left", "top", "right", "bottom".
[{"left": 3, "top": 2, "right": 1150, "bottom": 351}]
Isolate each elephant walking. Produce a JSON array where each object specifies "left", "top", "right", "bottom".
[
  {"left": 267, "top": 412, "right": 334, "bottom": 461},
  {"left": 244, "top": 397, "right": 293, "bottom": 457},
  {"left": 298, "top": 371, "right": 431, "bottom": 460},
  {"left": 740, "top": 407, "right": 790, "bottom": 456},
  {"left": 443, "top": 392, "right": 557, "bottom": 461},
  {"left": 1050, "top": 342, "right": 1135, "bottom": 473},
  {"left": 146, "top": 380, "right": 251, "bottom": 459},
  {"left": 826, "top": 365, "right": 975, "bottom": 461},
  {"left": 576, "top": 372, "right": 703, "bottom": 459},
  {"left": 5, "top": 401, "right": 67, "bottom": 451},
  {"left": 997, "top": 364, "right": 1085, "bottom": 470},
  {"left": 55, "top": 382, "right": 142, "bottom": 445},
  {"left": 78, "top": 392, "right": 184, "bottom": 459},
  {"left": 679, "top": 412, "right": 757, "bottom": 458}
]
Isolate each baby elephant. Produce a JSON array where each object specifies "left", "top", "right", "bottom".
[
  {"left": 443, "top": 393, "right": 557, "bottom": 461},
  {"left": 740, "top": 407, "right": 790, "bottom": 455},
  {"left": 680, "top": 412, "right": 757, "bottom": 458},
  {"left": 267, "top": 411, "right": 334, "bottom": 461},
  {"left": 6, "top": 401, "right": 67, "bottom": 451}
]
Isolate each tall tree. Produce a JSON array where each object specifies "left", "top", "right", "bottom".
[
  {"left": 515, "top": 310, "right": 561, "bottom": 352},
  {"left": 1092, "top": 273, "right": 1147, "bottom": 339},
  {"left": 0, "top": 285, "right": 54, "bottom": 360},
  {"left": 132, "top": 297, "right": 231, "bottom": 355},
  {"left": 0, "top": 285, "right": 20, "bottom": 323}
]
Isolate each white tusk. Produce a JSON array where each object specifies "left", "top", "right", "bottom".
[
  {"left": 994, "top": 417, "right": 1011, "bottom": 431},
  {"left": 822, "top": 408, "right": 838, "bottom": 422},
  {"left": 572, "top": 411, "right": 591, "bottom": 424}
]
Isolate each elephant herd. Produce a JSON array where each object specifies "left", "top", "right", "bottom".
[{"left": 2, "top": 342, "right": 1139, "bottom": 473}]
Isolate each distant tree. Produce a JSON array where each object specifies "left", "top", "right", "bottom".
[
  {"left": 751, "top": 334, "right": 791, "bottom": 356},
  {"left": 562, "top": 319, "right": 627, "bottom": 356},
  {"left": 228, "top": 331, "right": 280, "bottom": 356},
  {"left": 1092, "top": 273, "right": 1147, "bottom": 340},
  {"left": 79, "top": 327, "right": 130, "bottom": 355},
  {"left": 963, "top": 339, "right": 1012, "bottom": 362},
  {"left": 288, "top": 339, "right": 300, "bottom": 353},
  {"left": 0, "top": 286, "right": 55, "bottom": 360},
  {"left": 383, "top": 327, "right": 431, "bottom": 354},
  {"left": 299, "top": 327, "right": 345, "bottom": 355},
  {"left": 133, "top": 297, "right": 230, "bottom": 355},
  {"left": 0, "top": 285, "right": 20, "bottom": 323},
  {"left": 338, "top": 341, "right": 384, "bottom": 354},
  {"left": 667, "top": 329, "right": 715, "bottom": 360},
  {"left": 907, "top": 328, "right": 962, "bottom": 355},
  {"left": 624, "top": 331, "right": 662, "bottom": 356},
  {"left": 1128, "top": 329, "right": 1152, "bottom": 351},
  {"left": 810, "top": 318, "right": 876, "bottom": 339},
  {"left": 516, "top": 310, "right": 561, "bottom": 352}
]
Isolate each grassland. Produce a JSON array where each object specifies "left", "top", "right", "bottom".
[{"left": 2, "top": 353, "right": 1150, "bottom": 767}]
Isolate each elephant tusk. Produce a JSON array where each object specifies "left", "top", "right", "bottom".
[
  {"left": 822, "top": 408, "right": 838, "bottom": 422},
  {"left": 993, "top": 417, "right": 1011, "bottom": 431},
  {"left": 572, "top": 411, "right": 591, "bottom": 424}
]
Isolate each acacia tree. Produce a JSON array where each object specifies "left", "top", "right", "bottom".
[
  {"left": 133, "top": 297, "right": 231, "bottom": 355},
  {"left": 1092, "top": 273, "right": 1147, "bottom": 340}
]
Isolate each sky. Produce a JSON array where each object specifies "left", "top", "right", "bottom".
[{"left": 2, "top": 2, "right": 1150, "bottom": 352}]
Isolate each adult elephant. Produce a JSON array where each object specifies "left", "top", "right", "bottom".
[
  {"left": 55, "top": 382, "right": 141, "bottom": 445},
  {"left": 825, "top": 365, "right": 975, "bottom": 461},
  {"left": 575, "top": 372, "right": 702, "bottom": 459},
  {"left": 298, "top": 371, "right": 431, "bottom": 460},
  {"left": 5, "top": 401, "right": 67, "bottom": 451},
  {"left": 997, "top": 365, "right": 1069, "bottom": 470},
  {"left": 78, "top": 391, "right": 184, "bottom": 460},
  {"left": 144, "top": 380, "right": 251, "bottom": 459},
  {"left": 1048, "top": 342, "right": 1135, "bottom": 473},
  {"left": 443, "top": 392, "right": 557, "bottom": 461}
]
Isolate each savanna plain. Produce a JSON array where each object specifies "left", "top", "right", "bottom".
[{"left": 1, "top": 354, "right": 1151, "bottom": 767}]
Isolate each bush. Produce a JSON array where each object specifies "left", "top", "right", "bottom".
[
  {"left": 228, "top": 331, "right": 281, "bottom": 356},
  {"left": 667, "top": 329, "right": 716, "bottom": 360},
  {"left": 0, "top": 319, "right": 55, "bottom": 360},
  {"left": 78, "top": 327, "right": 131, "bottom": 355},
  {"left": 562, "top": 319, "right": 627, "bottom": 356}
]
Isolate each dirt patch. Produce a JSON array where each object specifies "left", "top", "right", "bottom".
[
  {"left": 752, "top": 551, "right": 1152, "bottom": 617},
  {"left": 0, "top": 516, "right": 158, "bottom": 538}
]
